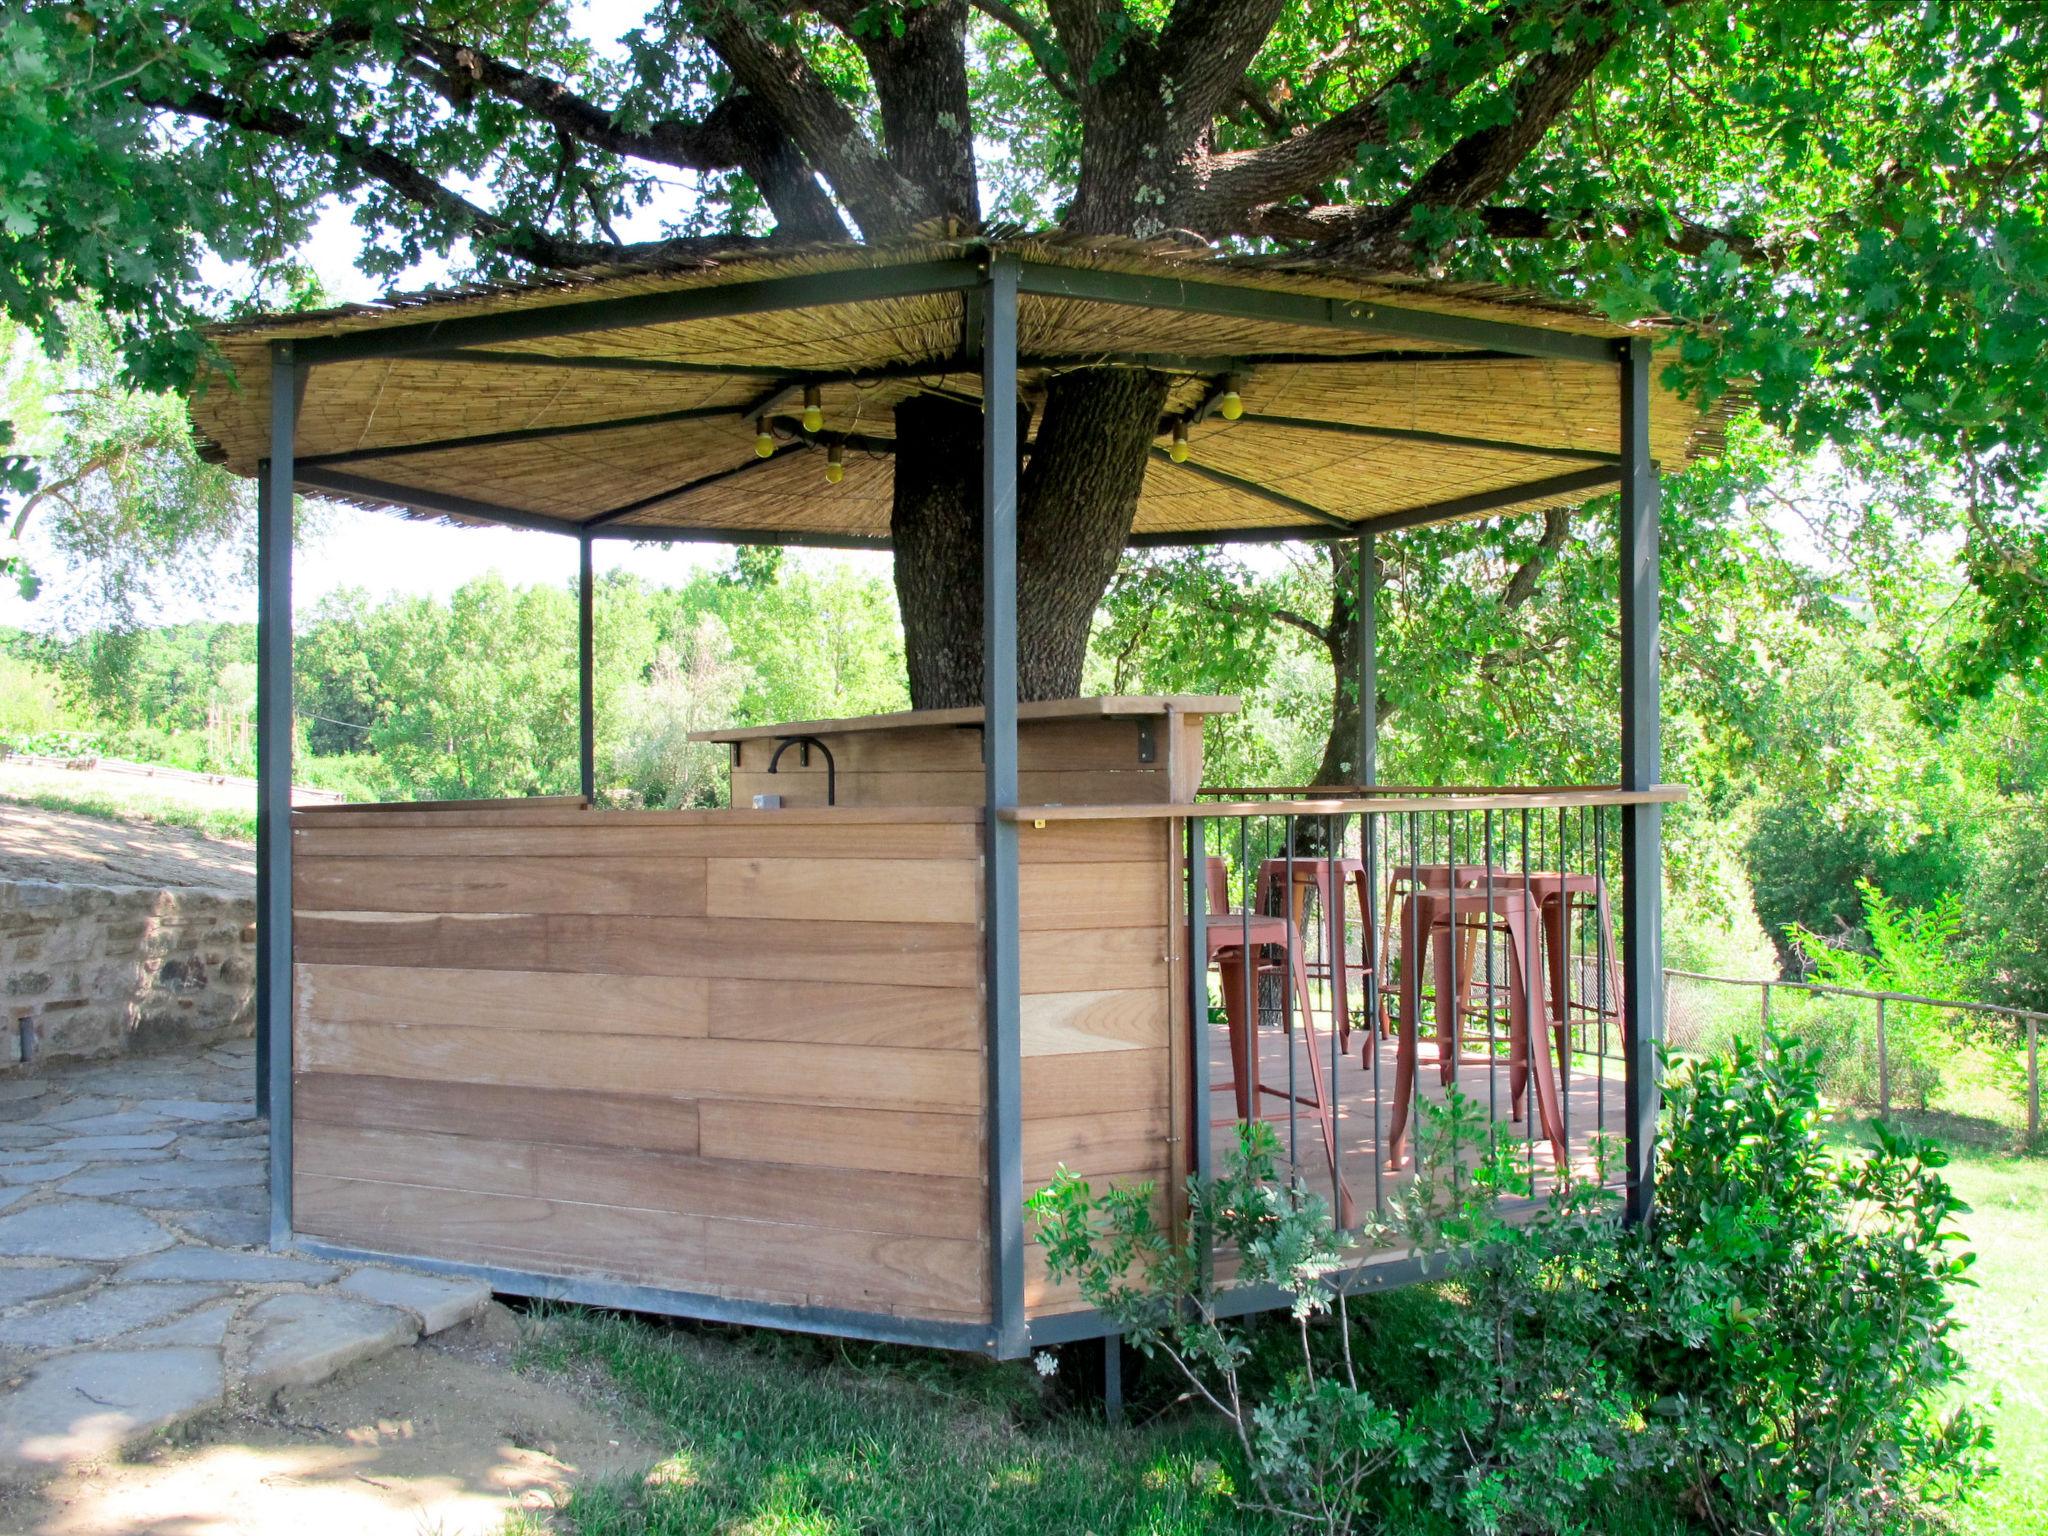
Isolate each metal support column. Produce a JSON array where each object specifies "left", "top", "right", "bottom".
[
  {"left": 259, "top": 341, "right": 300, "bottom": 1248},
  {"left": 982, "top": 254, "right": 1027, "bottom": 1358},
  {"left": 577, "top": 531, "right": 595, "bottom": 800},
  {"left": 1356, "top": 532, "right": 1378, "bottom": 789},
  {"left": 1617, "top": 338, "right": 1664, "bottom": 1225}
]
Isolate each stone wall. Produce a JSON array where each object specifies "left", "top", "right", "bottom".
[{"left": 2, "top": 879, "right": 255, "bottom": 1065}]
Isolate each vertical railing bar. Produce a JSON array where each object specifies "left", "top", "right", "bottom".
[
  {"left": 1595, "top": 807, "right": 1608, "bottom": 1136},
  {"left": 1240, "top": 816, "right": 1254, "bottom": 1157},
  {"left": 1366, "top": 806, "right": 1384, "bottom": 1218},
  {"left": 1522, "top": 806, "right": 1535, "bottom": 1188},
  {"left": 1485, "top": 812, "right": 1497, "bottom": 1129},
  {"left": 1328, "top": 811, "right": 1344, "bottom": 1232},
  {"left": 1284, "top": 814, "right": 1299, "bottom": 1192},
  {"left": 1558, "top": 805, "right": 1571, "bottom": 1178},
  {"left": 1188, "top": 817, "right": 1212, "bottom": 1287}
]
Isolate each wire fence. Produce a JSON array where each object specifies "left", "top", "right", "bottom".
[{"left": 1664, "top": 968, "right": 2043, "bottom": 1146}]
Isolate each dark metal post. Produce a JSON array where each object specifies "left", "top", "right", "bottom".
[
  {"left": 577, "top": 530, "right": 596, "bottom": 800},
  {"left": 981, "top": 254, "right": 1027, "bottom": 1358},
  {"left": 1356, "top": 532, "right": 1377, "bottom": 789},
  {"left": 259, "top": 341, "right": 299, "bottom": 1248},
  {"left": 1618, "top": 338, "right": 1663, "bottom": 1224},
  {"left": 1103, "top": 1335, "right": 1124, "bottom": 1425}
]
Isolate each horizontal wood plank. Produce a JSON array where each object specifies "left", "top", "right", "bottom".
[
  {"left": 298, "top": 1022, "right": 984, "bottom": 1112},
  {"left": 1018, "top": 861, "right": 1166, "bottom": 931},
  {"left": 296, "top": 1072, "right": 701, "bottom": 1156},
  {"left": 297, "top": 964, "right": 706, "bottom": 1037},
  {"left": 1022, "top": 1105, "right": 1173, "bottom": 1185},
  {"left": 295, "top": 1174, "right": 988, "bottom": 1318},
  {"left": 1022, "top": 1048, "right": 1171, "bottom": 1118},
  {"left": 294, "top": 911, "right": 981, "bottom": 988},
  {"left": 706, "top": 978, "right": 981, "bottom": 1049},
  {"left": 297, "top": 1122, "right": 983, "bottom": 1238},
  {"left": 1020, "top": 925, "right": 1166, "bottom": 994},
  {"left": 732, "top": 767, "right": 1173, "bottom": 810},
  {"left": 1016, "top": 819, "right": 1169, "bottom": 865},
  {"left": 706, "top": 857, "right": 978, "bottom": 925},
  {"left": 294, "top": 854, "right": 708, "bottom": 915},
  {"left": 295, "top": 820, "right": 983, "bottom": 860},
  {"left": 699, "top": 1100, "right": 982, "bottom": 1178},
  {"left": 1019, "top": 989, "right": 1167, "bottom": 1056}
]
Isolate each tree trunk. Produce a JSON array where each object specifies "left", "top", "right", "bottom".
[
  {"left": 890, "top": 369, "right": 1168, "bottom": 709},
  {"left": 1312, "top": 541, "right": 1368, "bottom": 788}
]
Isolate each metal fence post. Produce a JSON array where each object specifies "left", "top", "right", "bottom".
[
  {"left": 577, "top": 530, "right": 595, "bottom": 800},
  {"left": 1760, "top": 982, "right": 1770, "bottom": 1042},
  {"left": 2029, "top": 1016, "right": 2039, "bottom": 1143},
  {"left": 1875, "top": 995, "right": 1889, "bottom": 1117}
]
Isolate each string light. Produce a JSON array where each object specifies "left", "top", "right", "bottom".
[
  {"left": 754, "top": 418, "right": 774, "bottom": 458},
  {"left": 824, "top": 442, "right": 845, "bottom": 484},
  {"left": 1169, "top": 420, "right": 1190, "bottom": 463},
  {"left": 801, "top": 386, "right": 824, "bottom": 433},
  {"left": 1217, "top": 378, "right": 1244, "bottom": 420}
]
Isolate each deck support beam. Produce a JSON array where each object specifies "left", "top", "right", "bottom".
[
  {"left": 1618, "top": 337, "right": 1663, "bottom": 1225},
  {"left": 578, "top": 531, "right": 596, "bottom": 801},
  {"left": 982, "top": 254, "right": 1028, "bottom": 1359},
  {"left": 258, "top": 341, "right": 299, "bottom": 1245}
]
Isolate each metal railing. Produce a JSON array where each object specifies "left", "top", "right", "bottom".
[
  {"left": 1665, "top": 968, "right": 2044, "bottom": 1141},
  {"left": 1181, "top": 786, "right": 1666, "bottom": 1248}
]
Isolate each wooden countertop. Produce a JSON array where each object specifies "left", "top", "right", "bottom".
[{"left": 687, "top": 694, "right": 1240, "bottom": 744}]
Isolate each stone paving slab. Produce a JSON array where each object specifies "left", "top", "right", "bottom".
[{"left": 0, "top": 1045, "right": 491, "bottom": 1478}]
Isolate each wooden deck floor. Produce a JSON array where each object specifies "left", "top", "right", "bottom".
[{"left": 1204, "top": 1009, "right": 1632, "bottom": 1227}]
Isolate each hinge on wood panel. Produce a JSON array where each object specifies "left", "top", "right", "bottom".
[{"left": 1136, "top": 720, "right": 1156, "bottom": 763}]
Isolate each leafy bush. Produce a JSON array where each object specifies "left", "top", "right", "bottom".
[{"left": 1031, "top": 1038, "right": 1984, "bottom": 1536}]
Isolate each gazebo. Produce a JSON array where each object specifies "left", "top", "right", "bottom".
[{"left": 190, "top": 236, "right": 1707, "bottom": 1361}]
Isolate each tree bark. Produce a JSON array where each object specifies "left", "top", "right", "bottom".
[{"left": 890, "top": 371, "right": 1168, "bottom": 708}]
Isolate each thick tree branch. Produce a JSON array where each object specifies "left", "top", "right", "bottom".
[
  {"left": 151, "top": 88, "right": 762, "bottom": 270},
  {"left": 403, "top": 34, "right": 849, "bottom": 241},
  {"left": 812, "top": 0, "right": 980, "bottom": 225},
  {"left": 966, "top": 0, "right": 1078, "bottom": 102},
  {"left": 1500, "top": 505, "right": 1572, "bottom": 610},
  {"left": 695, "top": 4, "right": 934, "bottom": 237},
  {"left": 1225, "top": 200, "right": 1777, "bottom": 266},
  {"left": 1153, "top": 0, "right": 1289, "bottom": 141}
]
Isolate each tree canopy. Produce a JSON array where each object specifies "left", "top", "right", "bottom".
[{"left": 4, "top": 0, "right": 2045, "bottom": 693}]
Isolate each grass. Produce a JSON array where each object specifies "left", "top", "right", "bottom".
[
  {"left": 1940, "top": 1138, "right": 2048, "bottom": 1536},
  {"left": 0, "top": 786, "right": 255, "bottom": 843},
  {"left": 514, "top": 1313, "right": 1242, "bottom": 1534}
]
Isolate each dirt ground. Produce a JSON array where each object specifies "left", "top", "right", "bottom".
[
  {"left": 0, "top": 1305, "right": 661, "bottom": 1536},
  {"left": 0, "top": 799, "right": 252, "bottom": 891}
]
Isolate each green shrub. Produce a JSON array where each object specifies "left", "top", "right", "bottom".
[{"left": 1030, "top": 1037, "right": 1985, "bottom": 1536}]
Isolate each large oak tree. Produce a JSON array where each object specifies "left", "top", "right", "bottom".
[{"left": 4, "top": 0, "right": 2045, "bottom": 702}]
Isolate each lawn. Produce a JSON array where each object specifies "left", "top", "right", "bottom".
[
  {"left": 1940, "top": 1138, "right": 2048, "bottom": 1536},
  {"left": 0, "top": 784, "right": 256, "bottom": 843}
]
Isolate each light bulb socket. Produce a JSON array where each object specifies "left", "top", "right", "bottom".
[{"left": 801, "top": 386, "right": 823, "bottom": 433}]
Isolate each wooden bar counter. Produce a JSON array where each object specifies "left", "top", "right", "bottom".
[{"left": 285, "top": 696, "right": 1234, "bottom": 1347}]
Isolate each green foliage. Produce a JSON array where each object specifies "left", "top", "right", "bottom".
[
  {"left": 1640, "top": 1041, "right": 1988, "bottom": 1532},
  {"left": 1031, "top": 1039, "right": 1984, "bottom": 1535}
]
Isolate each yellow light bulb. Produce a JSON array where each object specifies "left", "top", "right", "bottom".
[
  {"left": 825, "top": 443, "right": 845, "bottom": 484},
  {"left": 1218, "top": 389, "right": 1243, "bottom": 421},
  {"left": 1169, "top": 421, "right": 1190, "bottom": 463},
  {"left": 801, "top": 386, "right": 824, "bottom": 433},
  {"left": 754, "top": 419, "right": 774, "bottom": 458}
]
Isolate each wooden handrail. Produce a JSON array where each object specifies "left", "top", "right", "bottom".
[{"left": 1003, "top": 784, "right": 1688, "bottom": 822}]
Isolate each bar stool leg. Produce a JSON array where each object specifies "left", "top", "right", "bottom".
[
  {"left": 1218, "top": 952, "right": 1254, "bottom": 1123},
  {"left": 1383, "top": 894, "right": 1426, "bottom": 1171}
]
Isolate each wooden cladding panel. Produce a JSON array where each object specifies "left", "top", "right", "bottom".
[
  {"left": 726, "top": 719, "right": 1162, "bottom": 776},
  {"left": 734, "top": 768, "right": 1173, "bottom": 810},
  {"left": 296, "top": 1175, "right": 987, "bottom": 1319},
  {"left": 298, "top": 1123, "right": 981, "bottom": 1239},
  {"left": 296, "top": 1073, "right": 702, "bottom": 1157},
  {"left": 295, "top": 911, "right": 981, "bottom": 988},
  {"left": 291, "top": 806, "right": 989, "bottom": 1326},
  {"left": 300, "top": 1020, "right": 983, "bottom": 1113}
]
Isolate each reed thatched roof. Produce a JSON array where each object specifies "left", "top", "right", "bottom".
[{"left": 189, "top": 236, "right": 1724, "bottom": 547}]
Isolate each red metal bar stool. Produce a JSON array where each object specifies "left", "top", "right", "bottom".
[
  {"left": 1199, "top": 858, "right": 1355, "bottom": 1225},
  {"left": 1374, "top": 863, "right": 1503, "bottom": 1079},
  {"left": 1525, "top": 871, "right": 1624, "bottom": 1103},
  {"left": 1357, "top": 865, "right": 1567, "bottom": 1172},
  {"left": 1255, "top": 856, "right": 1372, "bottom": 1060}
]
